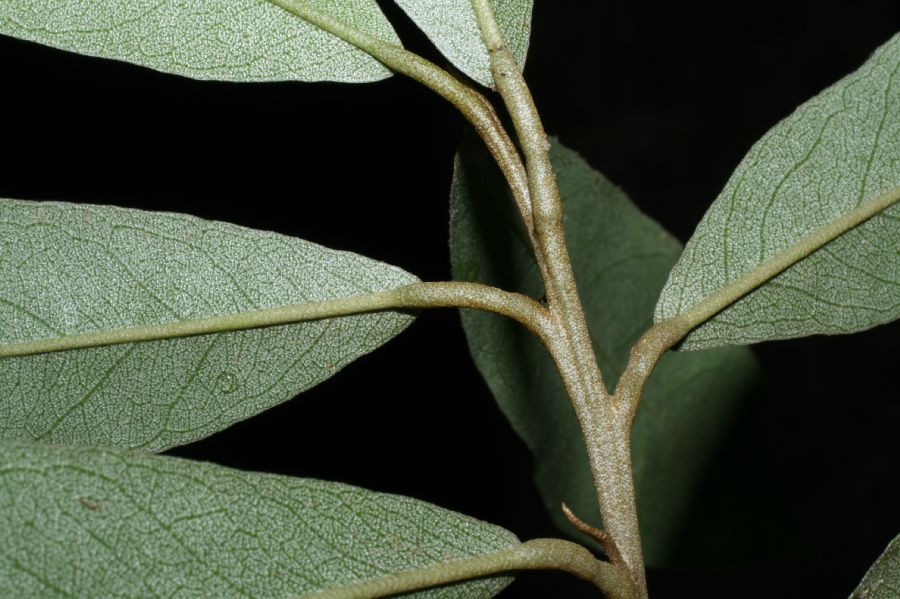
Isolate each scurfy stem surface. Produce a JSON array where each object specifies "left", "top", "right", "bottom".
[{"left": 470, "top": 1, "right": 648, "bottom": 596}]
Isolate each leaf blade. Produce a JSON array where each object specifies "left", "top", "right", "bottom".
[
  {"left": 849, "top": 534, "right": 900, "bottom": 599},
  {"left": 656, "top": 33, "right": 900, "bottom": 350},
  {"left": 0, "top": 0, "right": 400, "bottom": 82},
  {"left": 394, "top": 0, "right": 533, "bottom": 87},
  {"left": 0, "top": 441, "right": 516, "bottom": 598},
  {"left": 0, "top": 199, "right": 417, "bottom": 451},
  {"left": 450, "top": 135, "right": 785, "bottom": 566}
]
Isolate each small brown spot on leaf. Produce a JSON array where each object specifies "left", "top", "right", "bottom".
[{"left": 79, "top": 497, "right": 101, "bottom": 511}]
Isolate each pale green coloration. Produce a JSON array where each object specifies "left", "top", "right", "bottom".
[
  {"left": 850, "top": 534, "right": 900, "bottom": 599},
  {"left": 394, "top": 0, "right": 533, "bottom": 88},
  {"left": 656, "top": 33, "right": 900, "bottom": 350},
  {"left": 299, "top": 538, "right": 637, "bottom": 599},
  {"left": 0, "top": 441, "right": 516, "bottom": 598},
  {"left": 0, "top": 199, "right": 417, "bottom": 451},
  {"left": 0, "top": 281, "right": 547, "bottom": 360},
  {"left": 0, "top": 0, "right": 400, "bottom": 82},
  {"left": 450, "top": 136, "right": 767, "bottom": 566}
]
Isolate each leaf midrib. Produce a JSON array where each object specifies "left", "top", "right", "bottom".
[{"left": 671, "top": 182, "right": 900, "bottom": 333}]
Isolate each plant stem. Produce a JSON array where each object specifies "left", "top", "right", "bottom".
[
  {"left": 614, "top": 318, "right": 688, "bottom": 427},
  {"left": 294, "top": 539, "right": 637, "bottom": 599},
  {"left": 268, "top": 0, "right": 534, "bottom": 239},
  {"left": 543, "top": 331, "right": 647, "bottom": 598},
  {"left": 0, "top": 282, "right": 550, "bottom": 359},
  {"left": 470, "top": 1, "right": 647, "bottom": 596}
]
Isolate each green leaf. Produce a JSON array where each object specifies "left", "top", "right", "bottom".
[
  {"left": 0, "top": 441, "right": 516, "bottom": 598},
  {"left": 655, "top": 33, "right": 900, "bottom": 350},
  {"left": 394, "top": 0, "right": 533, "bottom": 88},
  {"left": 0, "top": 199, "right": 417, "bottom": 451},
  {"left": 450, "top": 135, "right": 787, "bottom": 566},
  {"left": 850, "top": 534, "right": 900, "bottom": 599},
  {"left": 0, "top": 0, "right": 400, "bottom": 82}
]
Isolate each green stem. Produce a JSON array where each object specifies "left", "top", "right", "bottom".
[
  {"left": 467, "top": 0, "right": 607, "bottom": 410},
  {"left": 268, "top": 0, "right": 533, "bottom": 238},
  {"left": 293, "top": 539, "right": 637, "bottom": 599},
  {"left": 542, "top": 331, "right": 646, "bottom": 597},
  {"left": 467, "top": 0, "right": 606, "bottom": 412},
  {"left": 0, "top": 282, "right": 549, "bottom": 359},
  {"left": 614, "top": 318, "right": 688, "bottom": 427},
  {"left": 616, "top": 182, "right": 900, "bottom": 423},
  {"left": 470, "top": 2, "right": 646, "bottom": 596}
]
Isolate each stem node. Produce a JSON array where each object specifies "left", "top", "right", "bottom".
[
  {"left": 470, "top": 1, "right": 647, "bottom": 596},
  {"left": 561, "top": 502, "right": 623, "bottom": 565}
]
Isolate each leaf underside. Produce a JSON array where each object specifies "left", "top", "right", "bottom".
[
  {"left": 849, "top": 534, "right": 900, "bottom": 599},
  {"left": 450, "top": 135, "right": 788, "bottom": 566},
  {"left": 394, "top": 0, "right": 534, "bottom": 88},
  {"left": 0, "top": 0, "right": 400, "bottom": 82},
  {"left": 657, "top": 33, "right": 900, "bottom": 350},
  {"left": 0, "top": 441, "right": 517, "bottom": 598},
  {"left": 0, "top": 199, "right": 417, "bottom": 451}
]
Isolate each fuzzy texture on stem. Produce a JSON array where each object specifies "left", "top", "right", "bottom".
[
  {"left": 267, "top": 0, "right": 533, "bottom": 239},
  {"left": 294, "top": 539, "right": 637, "bottom": 599},
  {"left": 469, "top": 1, "right": 648, "bottom": 596},
  {"left": 561, "top": 502, "right": 622, "bottom": 564},
  {"left": 0, "top": 282, "right": 550, "bottom": 359}
]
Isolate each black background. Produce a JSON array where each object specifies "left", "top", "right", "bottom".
[{"left": 2, "top": 1, "right": 899, "bottom": 597}]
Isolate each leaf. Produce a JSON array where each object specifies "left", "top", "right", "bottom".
[
  {"left": 0, "top": 0, "right": 400, "bottom": 83},
  {"left": 450, "top": 135, "right": 790, "bottom": 566},
  {"left": 850, "top": 534, "right": 900, "bottom": 599},
  {"left": 0, "top": 441, "right": 517, "bottom": 598},
  {"left": 394, "top": 0, "right": 533, "bottom": 88},
  {"left": 655, "top": 33, "right": 900, "bottom": 350},
  {"left": 0, "top": 198, "right": 417, "bottom": 451}
]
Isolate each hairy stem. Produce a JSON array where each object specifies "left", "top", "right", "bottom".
[
  {"left": 470, "top": 1, "right": 646, "bottom": 596},
  {"left": 0, "top": 282, "right": 550, "bottom": 359},
  {"left": 294, "top": 539, "right": 637, "bottom": 599},
  {"left": 268, "top": 0, "right": 533, "bottom": 238}
]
